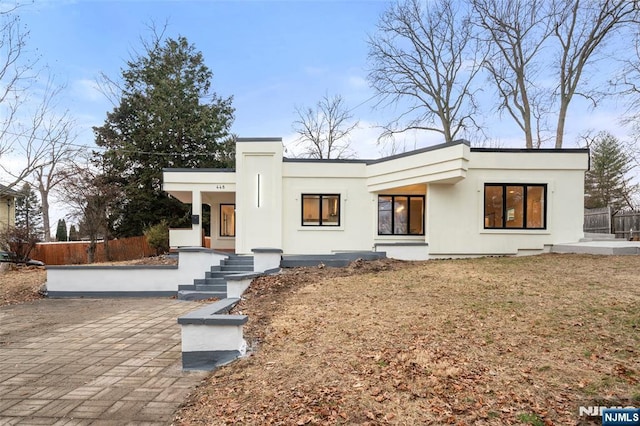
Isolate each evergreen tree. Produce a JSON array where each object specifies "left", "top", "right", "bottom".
[
  {"left": 15, "top": 183, "right": 44, "bottom": 241},
  {"left": 94, "top": 33, "right": 235, "bottom": 237},
  {"left": 68, "top": 224, "right": 79, "bottom": 241},
  {"left": 585, "top": 132, "right": 636, "bottom": 210},
  {"left": 55, "top": 218, "right": 67, "bottom": 242}
]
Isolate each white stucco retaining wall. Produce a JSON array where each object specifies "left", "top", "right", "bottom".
[
  {"left": 46, "top": 249, "right": 228, "bottom": 296},
  {"left": 181, "top": 323, "right": 246, "bottom": 352}
]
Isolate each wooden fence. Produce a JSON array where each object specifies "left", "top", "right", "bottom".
[
  {"left": 584, "top": 207, "right": 640, "bottom": 239},
  {"left": 584, "top": 207, "right": 612, "bottom": 234},
  {"left": 30, "top": 236, "right": 156, "bottom": 265}
]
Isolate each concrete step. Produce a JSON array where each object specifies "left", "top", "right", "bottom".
[
  {"left": 220, "top": 265, "right": 254, "bottom": 272},
  {"left": 552, "top": 242, "right": 640, "bottom": 255},
  {"left": 178, "top": 290, "right": 227, "bottom": 301},
  {"left": 194, "top": 278, "right": 226, "bottom": 286},
  {"left": 180, "top": 283, "right": 229, "bottom": 292},
  {"left": 223, "top": 259, "right": 254, "bottom": 265},
  {"left": 582, "top": 232, "right": 617, "bottom": 241},
  {"left": 194, "top": 283, "right": 227, "bottom": 292},
  {"left": 205, "top": 271, "right": 228, "bottom": 279}
]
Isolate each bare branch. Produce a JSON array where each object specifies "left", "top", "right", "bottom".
[
  {"left": 292, "top": 93, "right": 359, "bottom": 159},
  {"left": 472, "top": 0, "right": 554, "bottom": 148},
  {"left": 552, "top": 0, "right": 638, "bottom": 147},
  {"left": 368, "top": 0, "right": 485, "bottom": 144}
]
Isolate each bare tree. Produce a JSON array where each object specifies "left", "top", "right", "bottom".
[
  {"left": 292, "top": 94, "right": 359, "bottom": 159},
  {"left": 368, "top": 0, "right": 485, "bottom": 144},
  {"left": 472, "top": 0, "right": 554, "bottom": 149},
  {"left": 32, "top": 107, "right": 79, "bottom": 241},
  {"left": 474, "top": 0, "right": 638, "bottom": 148},
  {"left": 58, "top": 158, "right": 118, "bottom": 263},
  {"left": 0, "top": 4, "right": 49, "bottom": 185},
  {"left": 552, "top": 0, "right": 638, "bottom": 148}
]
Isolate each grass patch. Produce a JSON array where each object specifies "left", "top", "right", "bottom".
[{"left": 517, "top": 412, "right": 545, "bottom": 425}]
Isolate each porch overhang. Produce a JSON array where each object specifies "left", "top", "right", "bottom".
[
  {"left": 163, "top": 169, "right": 237, "bottom": 202},
  {"left": 365, "top": 140, "right": 470, "bottom": 192}
]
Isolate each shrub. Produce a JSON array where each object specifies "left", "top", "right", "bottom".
[{"left": 144, "top": 220, "right": 169, "bottom": 255}]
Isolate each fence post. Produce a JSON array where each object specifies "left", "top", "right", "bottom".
[{"left": 608, "top": 205, "right": 613, "bottom": 235}]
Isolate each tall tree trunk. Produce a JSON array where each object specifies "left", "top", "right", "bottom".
[
  {"left": 555, "top": 99, "right": 569, "bottom": 148},
  {"left": 87, "top": 240, "right": 96, "bottom": 264},
  {"left": 37, "top": 182, "right": 51, "bottom": 241}
]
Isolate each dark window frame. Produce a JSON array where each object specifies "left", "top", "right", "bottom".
[
  {"left": 377, "top": 194, "right": 425, "bottom": 236},
  {"left": 484, "top": 183, "right": 547, "bottom": 230},
  {"left": 219, "top": 203, "right": 236, "bottom": 237},
  {"left": 301, "top": 194, "right": 341, "bottom": 227}
]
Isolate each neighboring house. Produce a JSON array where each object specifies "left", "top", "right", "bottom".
[
  {"left": 162, "top": 138, "right": 589, "bottom": 260},
  {"left": 0, "top": 183, "right": 20, "bottom": 231}
]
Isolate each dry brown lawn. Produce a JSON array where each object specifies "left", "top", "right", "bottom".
[
  {"left": 174, "top": 254, "right": 640, "bottom": 426},
  {"left": 0, "top": 265, "right": 45, "bottom": 306}
]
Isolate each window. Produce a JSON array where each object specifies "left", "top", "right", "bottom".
[
  {"left": 378, "top": 195, "right": 424, "bottom": 235},
  {"left": 484, "top": 184, "right": 546, "bottom": 229},
  {"left": 302, "top": 194, "right": 340, "bottom": 226},
  {"left": 220, "top": 204, "right": 235, "bottom": 237}
]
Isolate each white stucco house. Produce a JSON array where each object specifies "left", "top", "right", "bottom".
[{"left": 162, "top": 137, "right": 589, "bottom": 260}]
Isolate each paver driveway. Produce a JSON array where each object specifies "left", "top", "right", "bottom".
[{"left": 0, "top": 298, "right": 208, "bottom": 425}]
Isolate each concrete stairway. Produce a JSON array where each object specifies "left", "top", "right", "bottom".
[{"left": 178, "top": 255, "right": 254, "bottom": 301}]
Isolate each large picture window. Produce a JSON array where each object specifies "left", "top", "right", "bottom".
[
  {"left": 378, "top": 195, "right": 424, "bottom": 235},
  {"left": 302, "top": 194, "right": 340, "bottom": 226},
  {"left": 484, "top": 184, "right": 546, "bottom": 229},
  {"left": 220, "top": 204, "right": 235, "bottom": 237}
]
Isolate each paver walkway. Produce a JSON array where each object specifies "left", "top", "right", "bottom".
[{"left": 0, "top": 298, "right": 208, "bottom": 425}]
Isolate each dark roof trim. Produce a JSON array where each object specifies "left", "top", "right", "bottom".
[
  {"left": 471, "top": 147, "right": 589, "bottom": 154},
  {"left": 162, "top": 168, "right": 236, "bottom": 173},
  {"left": 284, "top": 139, "right": 471, "bottom": 164},
  {"left": 366, "top": 139, "right": 470, "bottom": 164},
  {"left": 236, "top": 137, "right": 282, "bottom": 142},
  {"left": 283, "top": 157, "right": 369, "bottom": 164}
]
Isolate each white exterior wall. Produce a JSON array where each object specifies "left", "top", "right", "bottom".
[
  {"left": 281, "top": 162, "right": 374, "bottom": 254},
  {"left": 427, "top": 151, "right": 588, "bottom": 257},
  {"left": 235, "top": 140, "right": 283, "bottom": 254}
]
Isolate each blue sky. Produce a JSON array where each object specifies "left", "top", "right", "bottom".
[
  {"left": 15, "top": 0, "right": 635, "bottom": 158},
  {"left": 21, "top": 0, "right": 395, "bottom": 157}
]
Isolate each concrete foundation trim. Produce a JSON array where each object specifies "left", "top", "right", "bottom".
[
  {"left": 374, "top": 242, "right": 428, "bottom": 247},
  {"left": 251, "top": 247, "right": 284, "bottom": 254},
  {"left": 373, "top": 243, "right": 428, "bottom": 261},
  {"left": 47, "top": 291, "right": 177, "bottom": 298},
  {"left": 46, "top": 265, "right": 178, "bottom": 270},
  {"left": 182, "top": 350, "right": 242, "bottom": 371},
  {"left": 177, "top": 247, "right": 229, "bottom": 255},
  {"left": 281, "top": 251, "right": 386, "bottom": 268},
  {"left": 178, "top": 314, "right": 248, "bottom": 326}
]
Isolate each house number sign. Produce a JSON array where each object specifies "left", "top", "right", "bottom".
[{"left": 216, "top": 185, "right": 226, "bottom": 189}]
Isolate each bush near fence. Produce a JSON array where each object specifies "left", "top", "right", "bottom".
[{"left": 30, "top": 236, "right": 156, "bottom": 265}]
